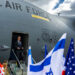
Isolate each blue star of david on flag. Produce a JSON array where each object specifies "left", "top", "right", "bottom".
[{"left": 46, "top": 68, "right": 53, "bottom": 75}]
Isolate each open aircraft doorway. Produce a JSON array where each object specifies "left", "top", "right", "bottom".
[{"left": 10, "top": 32, "right": 29, "bottom": 62}]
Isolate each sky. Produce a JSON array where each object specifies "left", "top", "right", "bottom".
[{"left": 24, "top": 0, "right": 75, "bottom": 16}]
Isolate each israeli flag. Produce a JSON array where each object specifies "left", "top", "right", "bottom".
[{"left": 27, "top": 33, "right": 66, "bottom": 75}]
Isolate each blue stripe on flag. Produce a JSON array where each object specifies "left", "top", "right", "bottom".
[
  {"left": 53, "top": 0, "right": 64, "bottom": 9},
  {"left": 52, "top": 39, "right": 65, "bottom": 53},
  {"left": 28, "top": 49, "right": 33, "bottom": 64},
  {"left": 30, "top": 56, "right": 51, "bottom": 72},
  {"left": 28, "top": 49, "right": 31, "bottom": 56}
]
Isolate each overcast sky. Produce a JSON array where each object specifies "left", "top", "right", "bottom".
[{"left": 24, "top": 0, "right": 75, "bottom": 16}]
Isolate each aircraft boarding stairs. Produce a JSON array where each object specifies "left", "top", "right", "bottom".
[
  {"left": 8, "top": 49, "right": 36, "bottom": 75},
  {"left": 8, "top": 60, "right": 27, "bottom": 75}
]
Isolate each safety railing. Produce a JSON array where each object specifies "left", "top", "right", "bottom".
[{"left": 12, "top": 49, "right": 24, "bottom": 75}]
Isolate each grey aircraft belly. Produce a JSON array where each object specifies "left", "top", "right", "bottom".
[{"left": 0, "top": 0, "right": 75, "bottom": 63}]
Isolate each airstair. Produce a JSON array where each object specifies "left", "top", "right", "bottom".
[
  {"left": 8, "top": 49, "right": 27, "bottom": 75},
  {"left": 7, "top": 49, "right": 36, "bottom": 75},
  {"left": 8, "top": 61, "right": 27, "bottom": 75}
]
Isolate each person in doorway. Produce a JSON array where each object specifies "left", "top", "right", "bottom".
[{"left": 15, "top": 36, "right": 24, "bottom": 61}]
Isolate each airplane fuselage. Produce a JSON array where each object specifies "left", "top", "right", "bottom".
[{"left": 0, "top": 0, "right": 75, "bottom": 63}]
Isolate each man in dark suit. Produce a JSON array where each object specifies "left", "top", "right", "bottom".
[{"left": 15, "top": 36, "right": 24, "bottom": 61}]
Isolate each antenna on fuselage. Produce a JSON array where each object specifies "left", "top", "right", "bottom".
[{"left": 57, "top": 13, "right": 61, "bottom": 16}]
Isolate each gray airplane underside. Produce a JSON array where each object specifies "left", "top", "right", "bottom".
[{"left": 0, "top": 0, "right": 75, "bottom": 63}]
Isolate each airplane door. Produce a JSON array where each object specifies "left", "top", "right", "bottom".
[{"left": 10, "top": 32, "right": 29, "bottom": 61}]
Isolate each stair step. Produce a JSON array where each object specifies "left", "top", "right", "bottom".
[
  {"left": 8, "top": 60, "right": 27, "bottom": 75},
  {"left": 16, "top": 71, "right": 27, "bottom": 75}
]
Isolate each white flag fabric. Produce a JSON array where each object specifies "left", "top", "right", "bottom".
[{"left": 27, "top": 33, "right": 66, "bottom": 75}]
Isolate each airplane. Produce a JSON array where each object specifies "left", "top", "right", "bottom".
[{"left": 0, "top": 0, "right": 75, "bottom": 67}]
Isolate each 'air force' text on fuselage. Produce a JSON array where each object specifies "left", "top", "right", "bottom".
[{"left": 0, "top": 0, "right": 49, "bottom": 19}]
